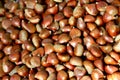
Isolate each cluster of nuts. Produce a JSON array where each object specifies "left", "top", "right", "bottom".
[{"left": 0, "top": 0, "right": 120, "bottom": 80}]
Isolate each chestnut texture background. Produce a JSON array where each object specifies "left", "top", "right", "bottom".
[{"left": 0, "top": 0, "right": 120, "bottom": 80}]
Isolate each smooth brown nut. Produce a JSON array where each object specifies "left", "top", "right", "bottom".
[
  {"left": 83, "top": 60, "right": 94, "bottom": 74},
  {"left": 46, "top": 67, "right": 56, "bottom": 74},
  {"left": 47, "top": 53, "right": 59, "bottom": 65},
  {"left": 9, "top": 52, "right": 20, "bottom": 62},
  {"left": 35, "top": 70, "right": 48, "bottom": 80},
  {"left": 47, "top": 22, "right": 59, "bottom": 32},
  {"left": 41, "top": 38, "right": 53, "bottom": 46},
  {"left": 64, "top": 62, "right": 75, "bottom": 70},
  {"left": 17, "top": 65, "right": 29, "bottom": 77},
  {"left": 28, "top": 15, "right": 40, "bottom": 24},
  {"left": 36, "top": 24, "right": 42, "bottom": 33},
  {"left": 105, "top": 65, "right": 118, "bottom": 74},
  {"left": 74, "top": 66, "right": 86, "bottom": 79},
  {"left": 96, "top": 36, "right": 106, "bottom": 45},
  {"left": 106, "top": 5, "right": 118, "bottom": 16},
  {"left": 23, "top": 41, "right": 35, "bottom": 51},
  {"left": 77, "top": 18, "right": 86, "bottom": 31},
  {"left": 103, "top": 35, "right": 113, "bottom": 43},
  {"left": 41, "top": 54, "right": 52, "bottom": 67},
  {"left": 63, "top": 6, "right": 73, "bottom": 18},
  {"left": 23, "top": 56, "right": 34, "bottom": 68},
  {"left": 3, "top": 45, "right": 12, "bottom": 55},
  {"left": 32, "top": 34, "right": 41, "bottom": 48},
  {"left": 39, "top": 29, "right": 51, "bottom": 39},
  {"left": 87, "top": 23, "right": 96, "bottom": 31},
  {"left": 46, "top": 4, "right": 58, "bottom": 14},
  {"left": 94, "top": 59, "right": 104, "bottom": 71},
  {"left": 10, "top": 29, "right": 19, "bottom": 40},
  {"left": 73, "top": 6, "right": 84, "bottom": 18},
  {"left": 74, "top": 43, "right": 84, "bottom": 56},
  {"left": 24, "top": 8, "right": 36, "bottom": 18},
  {"left": 85, "top": 4, "right": 98, "bottom": 16},
  {"left": 34, "top": 3, "right": 44, "bottom": 14},
  {"left": 55, "top": 64, "right": 65, "bottom": 72},
  {"left": 109, "top": 51, "right": 120, "bottom": 62},
  {"left": 54, "top": 44, "right": 66, "bottom": 53},
  {"left": 107, "top": 72, "right": 120, "bottom": 80},
  {"left": 22, "top": 20, "right": 36, "bottom": 33},
  {"left": 84, "top": 36, "right": 96, "bottom": 50},
  {"left": 96, "top": 1, "right": 108, "bottom": 12},
  {"left": 54, "top": 12, "right": 64, "bottom": 22},
  {"left": 70, "top": 56, "right": 82, "bottom": 66},
  {"left": 106, "top": 21, "right": 120, "bottom": 37},
  {"left": 95, "top": 16, "right": 103, "bottom": 26},
  {"left": 67, "top": 44, "right": 74, "bottom": 56},
  {"left": 59, "top": 2, "right": 66, "bottom": 11},
  {"left": 91, "top": 69, "right": 104, "bottom": 80},
  {"left": 32, "top": 47, "right": 44, "bottom": 57},
  {"left": 90, "top": 28, "right": 100, "bottom": 38},
  {"left": 67, "top": 70, "right": 75, "bottom": 78},
  {"left": 104, "top": 55, "right": 118, "bottom": 65},
  {"left": 2, "top": 56, "right": 15, "bottom": 73},
  {"left": 58, "top": 33, "right": 71, "bottom": 44},
  {"left": 57, "top": 53, "right": 70, "bottom": 62},
  {"left": 59, "top": 19, "right": 68, "bottom": 28},
  {"left": 30, "top": 56, "right": 41, "bottom": 68},
  {"left": 68, "top": 16, "right": 76, "bottom": 26},
  {"left": 84, "top": 15, "right": 95, "bottom": 22},
  {"left": 69, "top": 28, "right": 81, "bottom": 39},
  {"left": 103, "top": 12, "right": 116, "bottom": 23},
  {"left": 100, "top": 44, "right": 112, "bottom": 54},
  {"left": 90, "top": 45, "right": 102, "bottom": 57},
  {"left": 57, "top": 70, "right": 68, "bottom": 80},
  {"left": 83, "top": 50, "right": 97, "bottom": 61},
  {"left": 42, "top": 14, "right": 53, "bottom": 28},
  {"left": 69, "top": 37, "right": 82, "bottom": 47},
  {"left": 21, "top": 51, "right": 29, "bottom": 60},
  {"left": 61, "top": 25, "right": 72, "bottom": 33}
]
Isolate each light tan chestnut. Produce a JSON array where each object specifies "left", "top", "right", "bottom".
[
  {"left": 57, "top": 70, "right": 68, "bottom": 80},
  {"left": 35, "top": 70, "right": 48, "bottom": 80},
  {"left": 74, "top": 43, "right": 84, "bottom": 57},
  {"left": 107, "top": 72, "right": 120, "bottom": 80}
]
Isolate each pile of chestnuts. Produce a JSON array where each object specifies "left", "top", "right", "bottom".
[{"left": 0, "top": 0, "right": 120, "bottom": 80}]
